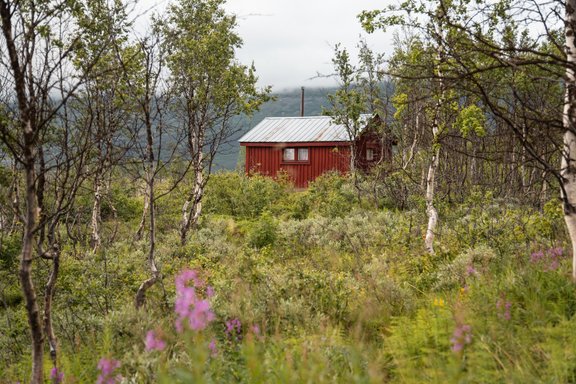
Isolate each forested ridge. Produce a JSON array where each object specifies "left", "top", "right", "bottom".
[{"left": 1, "top": 0, "right": 576, "bottom": 383}]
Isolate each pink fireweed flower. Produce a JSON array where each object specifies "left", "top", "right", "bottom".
[
  {"left": 530, "top": 250, "right": 544, "bottom": 263},
  {"left": 250, "top": 324, "right": 264, "bottom": 341},
  {"left": 225, "top": 318, "right": 242, "bottom": 335},
  {"left": 450, "top": 324, "right": 472, "bottom": 353},
  {"left": 465, "top": 265, "right": 477, "bottom": 277},
  {"left": 225, "top": 318, "right": 242, "bottom": 342},
  {"left": 175, "top": 269, "right": 215, "bottom": 333},
  {"left": 209, "top": 339, "right": 218, "bottom": 357},
  {"left": 188, "top": 299, "right": 216, "bottom": 330},
  {"left": 206, "top": 285, "right": 215, "bottom": 298},
  {"left": 145, "top": 330, "right": 166, "bottom": 351},
  {"left": 176, "top": 269, "right": 201, "bottom": 291},
  {"left": 97, "top": 358, "right": 122, "bottom": 384},
  {"left": 50, "top": 367, "right": 64, "bottom": 384},
  {"left": 530, "top": 247, "right": 565, "bottom": 271}
]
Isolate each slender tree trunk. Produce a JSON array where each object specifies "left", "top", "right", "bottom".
[
  {"left": 36, "top": 146, "right": 46, "bottom": 244},
  {"left": 43, "top": 244, "right": 60, "bottom": 366},
  {"left": 90, "top": 177, "right": 102, "bottom": 252},
  {"left": 349, "top": 141, "right": 357, "bottom": 173},
  {"left": 135, "top": 186, "right": 149, "bottom": 241},
  {"left": 563, "top": 0, "right": 576, "bottom": 282},
  {"left": 21, "top": 137, "right": 44, "bottom": 384},
  {"left": 562, "top": 130, "right": 576, "bottom": 282},
  {"left": 1, "top": 1, "right": 45, "bottom": 378},
  {"left": 135, "top": 111, "right": 160, "bottom": 308},
  {"left": 541, "top": 170, "right": 548, "bottom": 206},
  {"left": 521, "top": 122, "right": 528, "bottom": 194},
  {"left": 180, "top": 122, "right": 206, "bottom": 245},
  {"left": 470, "top": 146, "right": 477, "bottom": 186},
  {"left": 9, "top": 162, "right": 19, "bottom": 235},
  {"left": 180, "top": 159, "right": 204, "bottom": 245},
  {"left": 425, "top": 36, "right": 445, "bottom": 255},
  {"left": 135, "top": 175, "right": 159, "bottom": 308},
  {"left": 424, "top": 134, "right": 440, "bottom": 255}
]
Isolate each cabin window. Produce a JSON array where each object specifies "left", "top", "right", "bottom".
[
  {"left": 283, "top": 147, "right": 309, "bottom": 162},
  {"left": 283, "top": 148, "right": 295, "bottom": 161},
  {"left": 366, "top": 148, "right": 374, "bottom": 161},
  {"left": 298, "top": 148, "right": 309, "bottom": 161}
]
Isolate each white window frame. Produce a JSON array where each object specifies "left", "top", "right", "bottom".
[
  {"left": 283, "top": 148, "right": 295, "bottom": 161},
  {"left": 298, "top": 148, "right": 309, "bottom": 161},
  {"left": 366, "top": 148, "right": 374, "bottom": 161}
]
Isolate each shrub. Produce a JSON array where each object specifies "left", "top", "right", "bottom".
[
  {"left": 247, "top": 212, "right": 278, "bottom": 249},
  {"left": 307, "top": 172, "right": 357, "bottom": 218},
  {"left": 204, "top": 172, "right": 290, "bottom": 218},
  {"left": 434, "top": 245, "right": 498, "bottom": 291}
]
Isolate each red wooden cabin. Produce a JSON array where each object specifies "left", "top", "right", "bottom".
[{"left": 239, "top": 114, "right": 392, "bottom": 188}]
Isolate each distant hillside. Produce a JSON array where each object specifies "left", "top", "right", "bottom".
[{"left": 213, "top": 87, "right": 338, "bottom": 170}]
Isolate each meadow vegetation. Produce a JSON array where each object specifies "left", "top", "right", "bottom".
[{"left": 1, "top": 171, "right": 573, "bottom": 383}]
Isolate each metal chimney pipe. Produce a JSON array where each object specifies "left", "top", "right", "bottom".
[{"left": 300, "top": 86, "right": 305, "bottom": 117}]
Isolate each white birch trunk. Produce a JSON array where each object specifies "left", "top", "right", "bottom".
[
  {"left": 135, "top": 184, "right": 149, "bottom": 241},
  {"left": 562, "top": 130, "right": 576, "bottom": 281},
  {"left": 563, "top": 0, "right": 576, "bottom": 281},
  {"left": 180, "top": 122, "right": 206, "bottom": 244},
  {"left": 425, "top": 28, "right": 445, "bottom": 255},
  {"left": 521, "top": 123, "right": 528, "bottom": 193},
  {"left": 90, "top": 178, "right": 102, "bottom": 252},
  {"left": 180, "top": 153, "right": 204, "bottom": 245},
  {"left": 425, "top": 130, "right": 440, "bottom": 255}
]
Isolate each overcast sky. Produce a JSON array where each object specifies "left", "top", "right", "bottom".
[{"left": 138, "top": 0, "right": 393, "bottom": 91}]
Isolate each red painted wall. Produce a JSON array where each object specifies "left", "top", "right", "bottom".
[
  {"left": 356, "top": 134, "right": 392, "bottom": 171},
  {"left": 242, "top": 130, "right": 393, "bottom": 188},
  {"left": 243, "top": 142, "right": 351, "bottom": 188}
]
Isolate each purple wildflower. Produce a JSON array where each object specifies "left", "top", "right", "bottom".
[
  {"left": 145, "top": 330, "right": 166, "bottom": 351},
  {"left": 550, "top": 247, "right": 564, "bottom": 257},
  {"left": 188, "top": 299, "right": 216, "bottom": 330},
  {"left": 251, "top": 324, "right": 260, "bottom": 336},
  {"left": 530, "top": 247, "right": 565, "bottom": 271},
  {"left": 465, "top": 265, "right": 477, "bottom": 277},
  {"left": 50, "top": 367, "right": 64, "bottom": 384},
  {"left": 548, "top": 259, "right": 560, "bottom": 270},
  {"left": 174, "top": 269, "right": 215, "bottom": 333},
  {"left": 496, "top": 298, "right": 512, "bottom": 321},
  {"left": 206, "top": 286, "right": 215, "bottom": 298},
  {"left": 530, "top": 250, "right": 544, "bottom": 263},
  {"left": 176, "top": 269, "right": 201, "bottom": 291},
  {"left": 209, "top": 339, "right": 218, "bottom": 357},
  {"left": 504, "top": 302, "right": 512, "bottom": 320},
  {"left": 450, "top": 324, "right": 472, "bottom": 353},
  {"left": 225, "top": 318, "right": 242, "bottom": 337},
  {"left": 96, "top": 358, "right": 122, "bottom": 384}
]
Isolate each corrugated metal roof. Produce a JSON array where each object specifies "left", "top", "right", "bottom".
[{"left": 239, "top": 115, "right": 371, "bottom": 143}]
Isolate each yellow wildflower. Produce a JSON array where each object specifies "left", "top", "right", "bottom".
[{"left": 433, "top": 297, "right": 445, "bottom": 307}]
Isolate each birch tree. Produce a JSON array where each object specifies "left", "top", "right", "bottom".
[
  {"left": 124, "top": 34, "right": 185, "bottom": 309},
  {"left": 73, "top": 0, "right": 135, "bottom": 252},
  {"left": 160, "top": 0, "right": 271, "bottom": 245},
  {"left": 361, "top": 0, "right": 570, "bottom": 269},
  {"left": 0, "top": 1, "right": 124, "bottom": 381},
  {"left": 563, "top": 0, "right": 576, "bottom": 280},
  {"left": 325, "top": 44, "right": 367, "bottom": 174},
  {"left": 423, "top": 8, "right": 451, "bottom": 255}
]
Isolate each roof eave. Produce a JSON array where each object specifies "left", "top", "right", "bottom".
[{"left": 239, "top": 141, "right": 352, "bottom": 147}]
